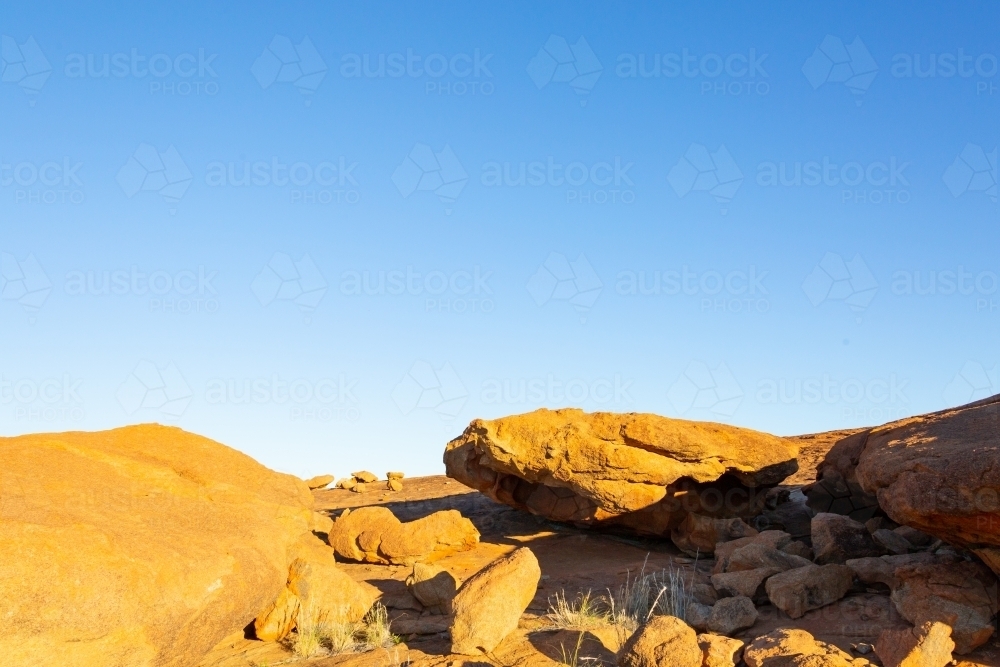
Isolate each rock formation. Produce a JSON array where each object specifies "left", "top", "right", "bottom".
[
  {"left": 444, "top": 408, "right": 799, "bottom": 536},
  {"left": 327, "top": 506, "right": 480, "bottom": 565},
  {"left": 0, "top": 424, "right": 321, "bottom": 666}
]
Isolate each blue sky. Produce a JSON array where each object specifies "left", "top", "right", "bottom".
[{"left": 1, "top": 1, "right": 998, "bottom": 477}]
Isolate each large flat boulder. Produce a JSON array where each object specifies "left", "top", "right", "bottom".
[
  {"left": 0, "top": 425, "right": 319, "bottom": 667},
  {"left": 805, "top": 395, "right": 1000, "bottom": 574},
  {"left": 444, "top": 409, "right": 799, "bottom": 536}
]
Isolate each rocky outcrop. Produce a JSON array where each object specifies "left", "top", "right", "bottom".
[
  {"left": 327, "top": 506, "right": 479, "bottom": 565},
  {"left": 304, "top": 474, "right": 335, "bottom": 489},
  {"left": 0, "top": 425, "right": 320, "bottom": 667},
  {"left": 805, "top": 395, "right": 1000, "bottom": 574},
  {"left": 743, "top": 628, "right": 874, "bottom": 667},
  {"left": 874, "top": 621, "right": 954, "bottom": 667},
  {"left": 617, "top": 615, "right": 702, "bottom": 667},
  {"left": 449, "top": 547, "right": 540, "bottom": 655},
  {"left": 444, "top": 409, "right": 799, "bottom": 536}
]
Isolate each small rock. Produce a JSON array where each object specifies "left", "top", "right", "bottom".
[
  {"left": 874, "top": 621, "right": 954, "bottom": 667},
  {"left": 387, "top": 471, "right": 405, "bottom": 480},
  {"left": 852, "top": 642, "right": 874, "bottom": 655},
  {"left": 352, "top": 470, "right": 379, "bottom": 483},
  {"left": 711, "top": 567, "right": 779, "bottom": 602},
  {"left": 893, "top": 526, "right": 933, "bottom": 547},
  {"left": 713, "top": 531, "right": 792, "bottom": 574},
  {"left": 449, "top": 547, "right": 540, "bottom": 655},
  {"left": 671, "top": 513, "right": 758, "bottom": 557},
  {"left": 764, "top": 564, "right": 853, "bottom": 619},
  {"left": 388, "top": 479, "right": 404, "bottom": 492},
  {"left": 336, "top": 477, "right": 357, "bottom": 490},
  {"left": 698, "top": 633, "right": 744, "bottom": 667},
  {"left": 304, "top": 474, "right": 335, "bottom": 490},
  {"left": 329, "top": 506, "right": 479, "bottom": 565},
  {"left": 691, "top": 582, "right": 719, "bottom": 606},
  {"left": 685, "top": 601, "right": 713, "bottom": 632},
  {"left": 406, "top": 562, "right": 458, "bottom": 614},
  {"left": 617, "top": 615, "right": 702, "bottom": 667},
  {"left": 812, "top": 513, "right": 886, "bottom": 564},
  {"left": 707, "top": 596, "right": 757, "bottom": 635},
  {"left": 779, "top": 540, "right": 813, "bottom": 561},
  {"left": 726, "top": 543, "right": 812, "bottom": 573},
  {"left": 351, "top": 482, "right": 366, "bottom": 493},
  {"left": 873, "top": 528, "right": 912, "bottom": 555}
]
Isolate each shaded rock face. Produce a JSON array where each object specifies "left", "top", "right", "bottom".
[
  {"left": 812, "top": 513, "right": 886, "bottom": 564},
  {"left": 891, "top": 561, "right": 997, "bottom": 654},
  {"left": 449, "top": 547, "right": 540, "bottom": 655},
  {"left": 327, "top": 506, "right": 480, "bottom": 565},
  {"left": 744, "top": 628, "right": 874, "bottom": 666},
  {"left": 444, "top": 409, "right": 799, "bottom": 536},
  {"left": 617, "top": 615, "right": 702, "bottom": 667},
  {"left": 0, "top": 425, "right": 318, "bottom": 667},
  {"left": 671, "top": 513, "right": 758, "bottom": 556},
  {"left": 806, "top": 395, "right": 1000, "bottom": 574},
  {"left": 764, "top": 564, "right": 853, "bottom": 619}
]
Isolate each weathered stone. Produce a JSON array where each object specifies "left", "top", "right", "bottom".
[
  {"left": 744, "top": 628, "right": 874, "bottom": 667},
  {"left": 444, "top": 409, "right": 799, "bottom": 537},
  {"left": 691, "top": 582, "right": 720, "bottom": 606},
  {"left": 890, "top": 561, "right": 997, "bottom": 654},
  {"left": 352, "top": 470, "right": 379, "bottom": 483},
  {"left": 707, "top": 595, "right": 757, "bottom": 635},
  {"left": 812, "top": 513, "right": 886, "bottom": 564},
  {"left": 686, "top": 601, "right": 713, "bottom": 632},
  {"left": 617, "top": 615, "right": 702, "bottom": 667},
  {"left": 765, "top": 564, "right": 853, "bottom": 619},
  {"left": 328, "top": 506, "right": 479, "bottom": 565},
  {"left": 351, "top": 482, "right": 366, "bottom": 493},
  {"left": 726, "top": 543, "right": 812, "bottom": 573},
  {"left": 336, "top": 477, "right": 357, "bottom": 490},
  {"left": 873, "top": 528, "right": 912, "bottom": 555},
  {"left": 388, "top": 479, "right": 404, "bottom": 492},
  {"left": 711, "top": 567, "right": 779, "bottom": 601},
  {"left": 671, "top": 513, "right": 758, "bottom": 557},
  {"left": 387, "top": 471, "right": 404, "bottom": 480},
  {"left": 304, "top": 474, "right": 335, "bottom": 489},
  {"left": 0, "top": 425, "right": 318, "bottom": 666},
  {"left": 254, "top": 534, "right": 378, "bottom": 641},
  {"left": 874, "top": 621, "right": 954, "bottom": 667},
  {"left": 894, "top": 526, "right": 933, "bottom": 547},
  {"left": 405, "top": 562, "right": 457, "bottom": 614},
  {"left": 845, "top": 553, "right": 955, "bottom": 590},
  {"left": 753, "top": 491, "right": 814, "bottom": 539},
  {"left": 713, "top": 531, "right": 792, "bottom": 574},
  {"left": 780, "top": 540, "right": 814, "bottom": 561},
  {"left": 449, "top": 547, "right": 541, "bottom": 655},
  {"left": 802, "top": 429, "right": 883, "bottom": 523},
  {"left": 698, "top": 633, "right": 744, "bottom": 667},
  {"left": 809, "top": 396, "right": 1000, "bottom": 576}
]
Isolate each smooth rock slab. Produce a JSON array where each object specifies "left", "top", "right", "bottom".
[
  {"left": 445, "top": 409, "right": 799, "bottom": 536},
  {"left": 328, "top": 506, "right": 479, "bottom": 565}
]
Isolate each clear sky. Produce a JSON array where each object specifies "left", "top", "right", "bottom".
[{"left": 2, "top": 1, "right": 998, "bottom": 477}]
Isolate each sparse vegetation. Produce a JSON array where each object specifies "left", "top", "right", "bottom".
[
  {"left": 606, "top": 555, "right": 696, "bottom": 639},
  {"left": 559, "top": 630, "right": 586, "bottom": 667},
  {"left": 285, "top": 601, "right": 397, "bottom": 659},
  {"left": 548, "top": 590, "right": 609, "bottom": 629}
]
